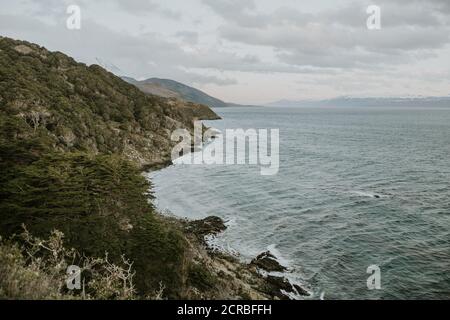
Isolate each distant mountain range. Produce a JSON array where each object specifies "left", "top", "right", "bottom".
[
  {"left": 266, "top": 96, "right": 450, "bottom": 108},
  {"left": 122, "top": 77, "right": 232, "bottom": 108},
  {"left": 123, "top": 76, "right": 450, "bottom": 109}
]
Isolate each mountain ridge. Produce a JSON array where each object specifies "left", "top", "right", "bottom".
[
  {"left": 123, "top": 76, "right": 261, "bottom": 108},
  {"left": 123, "top": 76, "right": 230, "bottom": 108}
]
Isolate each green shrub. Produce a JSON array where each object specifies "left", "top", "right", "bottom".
[{"left": 0, "top": 148, "right": 191, "bottom": 298}]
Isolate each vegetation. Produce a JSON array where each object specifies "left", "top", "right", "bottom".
[
  {"left": 0, "top": 36, "right": 217, "bottom": 299},
  {"left": 0, "top": 37, "right": 205, "bottom": 168},
  {"left": 0, "top": 227, "right": 138, "bottom": 300},
  {"left": 0, "top": 146, "right": 189, "bottom": 297}
]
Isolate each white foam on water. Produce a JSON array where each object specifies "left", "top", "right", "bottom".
[
  {"left": 267, "top": 244, "right": 292, "bottom": 268},
  {"left": 351, "top": 190, "right": 388, "bottom": 198},
  {"left": 264, "top": 244, "right": 313, "bottom": 300},
  {"left": 205, "top": 234, "right": 240, "bottom": 257}
]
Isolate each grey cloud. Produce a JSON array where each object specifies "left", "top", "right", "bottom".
[
  {"left": 384, "top": 0, "right": 450, "bottom": 14},
  {"left": 211, "top": 0, "right": 450, "bottom": 70},
  {"left": 2, "top": 0, "right": 450, "bottom": 101},
  {"left": 113, "top": 0, "right": 181, "bottom": 19},
  {"left": 203, "top": 0, "right": 316, "bottom": 29},
  {"left": 22, "top": 0, "right": 181, "bottom": 20},
  {"left": 14, "top": 0, "right": 450, "bottom": 75},
  {"left": 322, "top": 1, "right": 448, "bottom": 28},
  {"left": 175, "top": 31, "right": 199, "bottom": 45},
  {"left": 202, "top": 0, "right": 269, "bottom": 28},
  {"left": 0, "top": 13, "right": 235, "bottom": 86}
]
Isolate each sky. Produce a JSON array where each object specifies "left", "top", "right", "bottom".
[{"left": 1, "top": 0, "right": 450, "bottom": 105}]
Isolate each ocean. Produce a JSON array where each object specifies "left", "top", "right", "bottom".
[{"left": 148, "top": 106, "right": 450, "bottom": 299}]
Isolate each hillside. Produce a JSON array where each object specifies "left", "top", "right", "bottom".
[
  {"left": 0, "top": 36, "right": 301, "bottom": 300},
  {"left": 0, "top": 35, "right": 223, "bottom": 298},
  {"left": 0, "top": 38, "right": 222, "bottom": 168},
  {"left": 124, "top": 77, "right": 230, "bottom": 108}
]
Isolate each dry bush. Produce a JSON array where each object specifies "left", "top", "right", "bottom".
[{"left": 0, "top": 225, "right": 141, "bottom": 300}]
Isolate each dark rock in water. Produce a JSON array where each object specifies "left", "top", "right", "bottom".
[
  {"left": 262, "top": 276, "right": 310, "bottom": 299},
  {"left": 263, "top": 276, "right": 292, "bottom": 300},
  {"left": 187, "top": 216, "right": 227, "bottom": 239},
  {"left": 250, "top": 251, "right": 287, "bottom": 272},
  {"left": 293, "top": 284, "right": 310, "bottom": 296},
  {"left": 250, "top": 251, "right": 310, "bottom": 298}
]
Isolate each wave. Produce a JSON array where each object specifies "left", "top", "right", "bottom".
[
  {"left": 351, "top": 190, "right": 388, "bottom": 199},
  {"left": 267, "top": 244, "right": 292, "bottom": 269}
]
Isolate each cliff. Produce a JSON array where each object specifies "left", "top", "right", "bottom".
[
  {"left": 0, "top": 36, "right": 306, "bottom": 300},
  {"left": 0, "top": 36, "right": 219, "bottom": 168}
]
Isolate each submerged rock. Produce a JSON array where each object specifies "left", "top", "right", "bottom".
[{"left": 250, "top": 251, "right": 287, "bottom": 272}]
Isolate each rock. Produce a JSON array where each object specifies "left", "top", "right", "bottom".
[
  {"left": 187, "top": 216, "right": 227, "bottom": 240},
  {"left": 263, "top": 276, "right": 309, "bottom": 300},
  {"left": 250, "top": 251, "right": 287, "bottom": 272},
  {"left": 264, "top": 276, "right": 292, "bottom": 300},
  {"left": 293, "top": 284, "right": 309, "bottom": 296}
]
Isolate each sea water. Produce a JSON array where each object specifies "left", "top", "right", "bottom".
[{"left": 149, "top": 106, "right": 450, "bottom": 299}]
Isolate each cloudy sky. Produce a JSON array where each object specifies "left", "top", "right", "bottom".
[{"left": 1, "top": 0, "right": 450, "bottom": 104}]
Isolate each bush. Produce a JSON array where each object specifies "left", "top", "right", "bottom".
[
  {"left": 0, "top": 227, "right": 137, "bottom": 300},
  {"left": 0, "top": 148, "right": 191, "bottom": 298}
]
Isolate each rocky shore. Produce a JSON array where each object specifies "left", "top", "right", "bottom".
[
  {"left": 145, "top": 129, "right": 311, "bottom": 300},
  {"left": 168, "top": 215, "right": 310, "bottom": 300}
]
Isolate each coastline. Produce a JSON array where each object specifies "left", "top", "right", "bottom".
[
  {"left": 145, "top": 159, "right": 311, "bottom": 300},
  {"left": 0, "top": 36, "right": 309, "bottom": 300}
]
